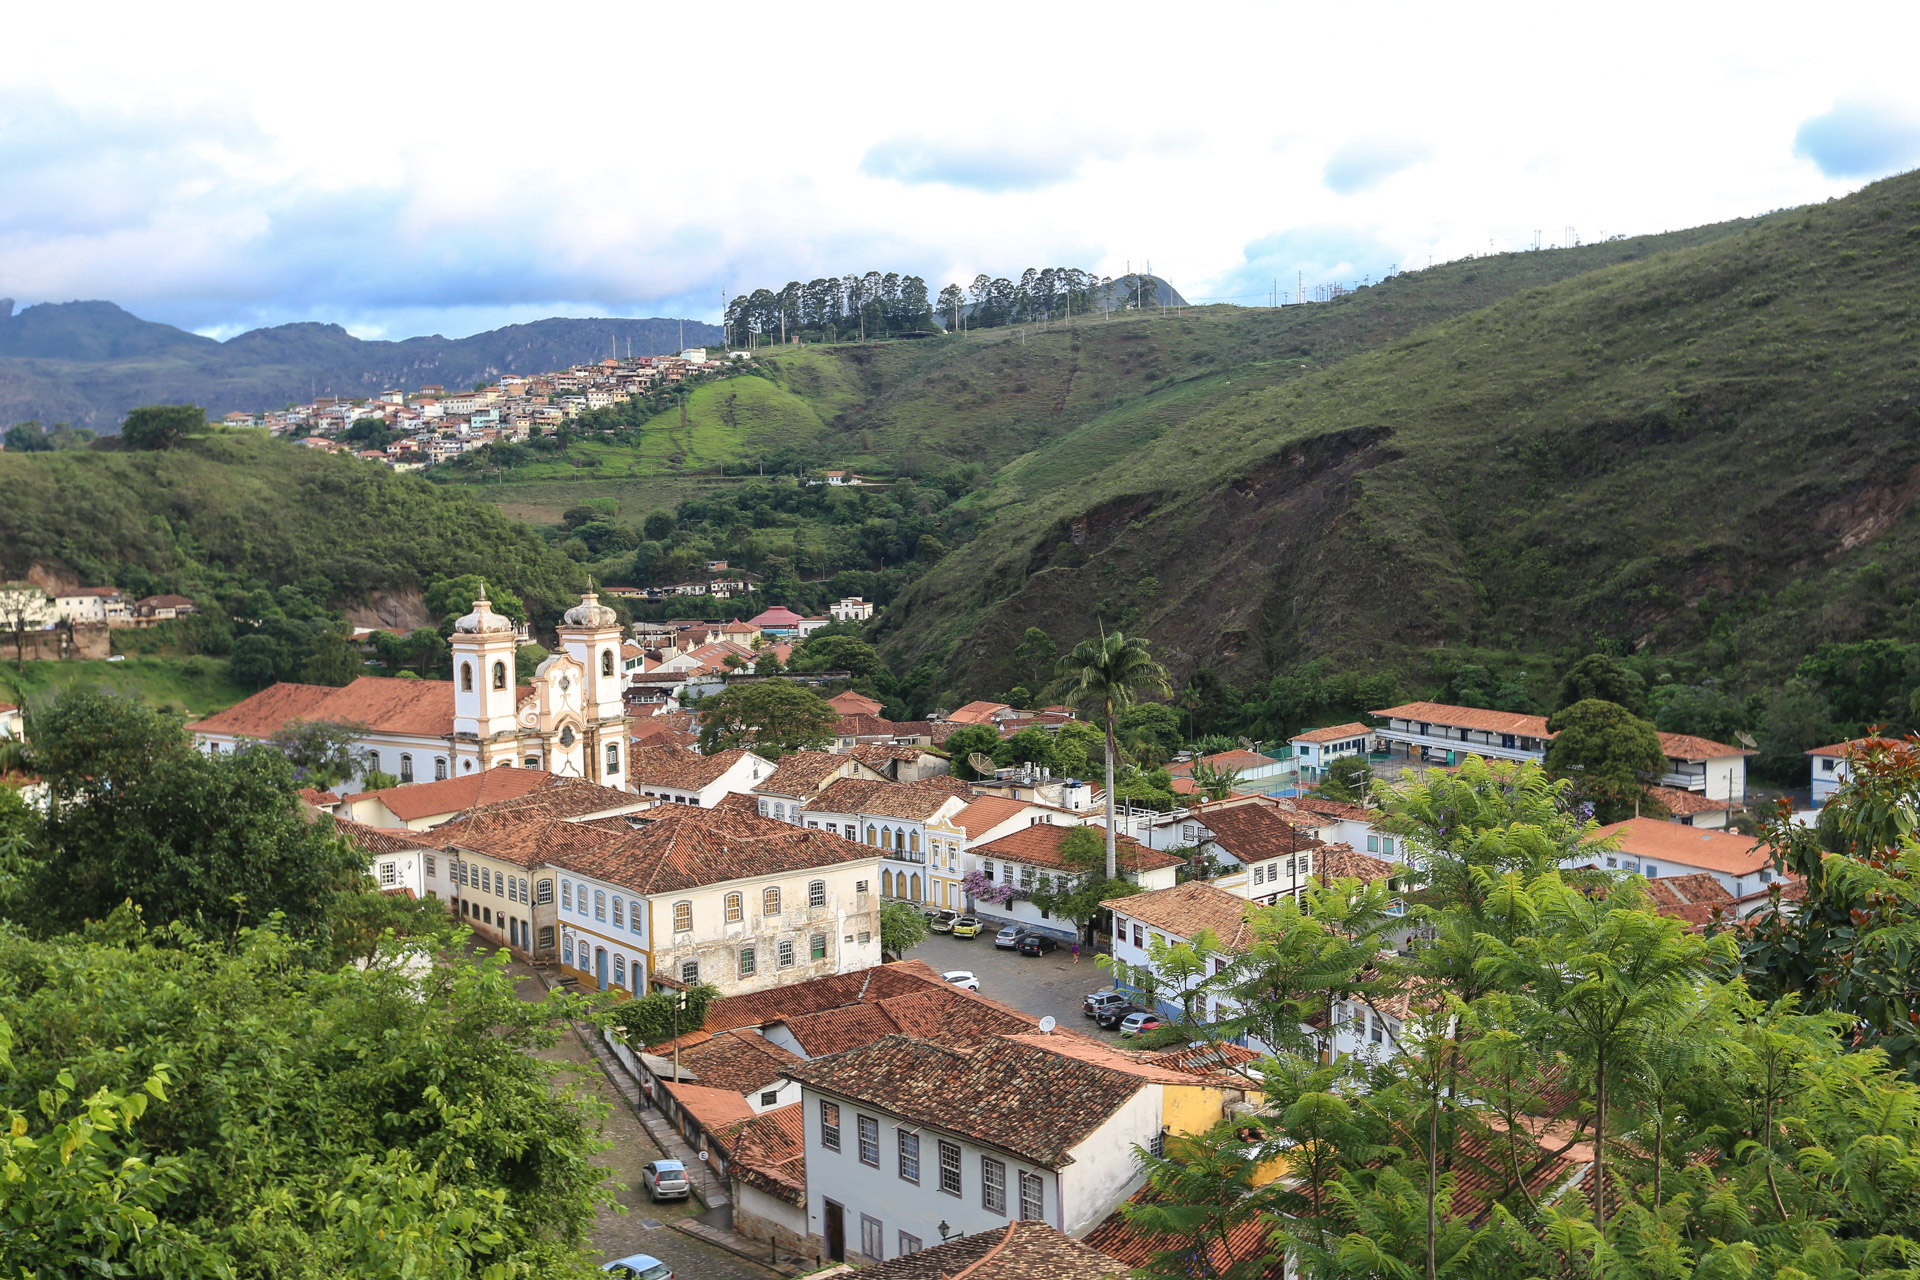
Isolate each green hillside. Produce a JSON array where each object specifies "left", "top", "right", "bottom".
[
  {"left": 0, "top": 434, "right": 588, "bottom": 623},
  {"left": 878, "top": 171, "right": 1920, "bottom": 706}
]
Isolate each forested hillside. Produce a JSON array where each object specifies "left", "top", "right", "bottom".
[{"left": 0, "top": 300, "right": 721, "bottom": 429}]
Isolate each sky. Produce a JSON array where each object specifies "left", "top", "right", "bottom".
[{"left": 5, "top": 0, "right": 1920, "bottom": 341}]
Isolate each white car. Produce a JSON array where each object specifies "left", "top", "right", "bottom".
[{"left": 942, "top": 970, "right": 980, "bottom": 991}]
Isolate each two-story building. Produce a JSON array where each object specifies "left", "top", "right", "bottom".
[
  {"left": 1575, "top": 817, "right": 1775, "bottom": 898},
  {"left": 1287, "top": 722, "right": 1373, "bottom": 785},
  {"left": 829, "top": 596, "right": 875, "bottom": 622},
  {"left": 753, "top": 750, "right": 891, "bottom": 822},
  {"left": 1188, "top": 801, "right": 1327, "bottom": 905},
  {"left": 967, "top": 822, "right": 1184, "bottom": 942},
  {"left": 1806, "top": 736, "right": 1888, "bottom": 807},
  {"left": 801, "top": 776, "right": 974, "bottom": 911},
  {"left": 786, "top": 1033, "right": 1222, "bottom": 1265},
  {"left": 1371, "top": 701, "right": 1554, "bottom": 767}
]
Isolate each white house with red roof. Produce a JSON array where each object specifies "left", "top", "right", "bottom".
[
  {"left": 1288, "top": 722, "right": 1374, "bottom": 785},
  {"left": 1805, "top": 736, "right": 1892, "bottom": 807},
  {"left": 1573, "top": 817, "right": 1776, "bottom": 897},
  {"left": 747, "top": 605, "right": 806, "bottom": 637}
]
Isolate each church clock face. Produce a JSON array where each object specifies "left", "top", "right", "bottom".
[{"left": 560, "top": 726, "right": 576, "bottom": 747}]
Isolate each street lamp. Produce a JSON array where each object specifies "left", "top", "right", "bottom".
[
  {"left": 671, "top": 986, "right": 691, "bottom": 1083},
  {"left": 937, "top": 1221, "right": 952, "bottom": 1242}
]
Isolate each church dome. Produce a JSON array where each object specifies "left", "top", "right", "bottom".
[
  {"left": 562, "top": 589, "right": 618, "bottom": 629},
  {"left": 454, "top": 592, "right": 514, "bottom": 634}
]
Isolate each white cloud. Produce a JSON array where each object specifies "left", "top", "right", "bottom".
[{"left": 2, "top": 0, "right": 1918, "bottom": 338}]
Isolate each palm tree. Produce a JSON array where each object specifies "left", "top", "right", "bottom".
[
  {"left": 1055, "top": 631, "right": 1172, "bottom": 879},
  {"left": 1189, "top": 759, "right": 1244, "bottom": 802}
]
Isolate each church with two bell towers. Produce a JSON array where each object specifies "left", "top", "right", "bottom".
[{"left": 188, "top": 588, "right": 634, "bottom": 794}]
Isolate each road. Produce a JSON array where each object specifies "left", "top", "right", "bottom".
[
  {"left": 898, "top": 930, "right": 1134, "bottom": 1040},
  {"left": 513, "top": 967, "right": 782, "bottom": 1280}
]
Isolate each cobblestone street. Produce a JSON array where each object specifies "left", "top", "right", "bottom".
[{"left": 513, "top": 967, "right": 783, "bottom": 1280}]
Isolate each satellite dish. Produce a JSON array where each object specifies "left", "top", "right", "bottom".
[
  {"left": 1237, "top": 736, "right": 1256, "bottom": 751},
  {"left": 1735, "top": 731, "right": 1758, "bottom": 749},
  {"left": 1038, "top": 1015, "right": 1056, "bottom": 1034},
  {"left": 968, "top": 752, "right": 998, "bottom": 776}
]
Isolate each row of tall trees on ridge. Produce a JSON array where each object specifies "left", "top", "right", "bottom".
[{"left": 725, "top": 266, "right": 1130, "bottom": 342}]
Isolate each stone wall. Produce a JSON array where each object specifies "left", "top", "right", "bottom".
[{"left": 8, "top": 626, "right": 111, "bottom": 662}]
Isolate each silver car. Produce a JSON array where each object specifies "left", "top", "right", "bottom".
[{"left": 641, "top": 1159, "right": 690, "bottom": 1202}]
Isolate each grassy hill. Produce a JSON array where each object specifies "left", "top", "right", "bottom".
[
  {"left": 0, "top": 434, "right": 589, "bottom": 623},
  {"left": 0, "top": 301, "right": 722, "bottom": 430},
  {"left": 876, "top": 172, "right": 1920, "bottom": 701}
]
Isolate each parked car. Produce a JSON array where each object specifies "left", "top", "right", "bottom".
[
  {"left": 1084, "top": 991, "right": 1131, "bottom": 1017},
  {"left": 950, "top": 915, "right": 983, "bottom": 938},
  {"left": 1016, "top": 934, "right": 1059, "bottom": 956},
  {"left": 602, "top": 1255, "right": 673, "bottom": 1280},
  {"left": 1118, "top": 1012, "right": 1164, "bottom": 1039},
  {"left": 640, "top": 1159, "right": 690, "bottom": 1202},
  {"left": 993, "top": 926, "right": 1029, "bottom": 949},
  {"left": 942, "top": 969, "right": 980, "bottom": 991},
  {"left": 1095, "top": 1002, "right": 1148, "bottom": 1030},
  {"left": 927, "top": 910, "right": 959, "bottom": 933}
]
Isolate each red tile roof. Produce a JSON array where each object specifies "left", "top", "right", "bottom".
[
  {"left": 710, "top": 1104, "right": 806, "bottom": 1207},
  {"left": 1805, "top": 735, "right": 1901, "bottom": 758},
  {"left": 1371, "top": 701, "right": 1554, "bottom": 738},
  {"left": 629, "top": 745, "right": 765, "bottom": 791},
  {"left": 975, "top": 821, "right": 1184, "bottom": 873},
  {"left": 753, "top": 750, "right": 872, "bottom": 798},
  {"left": 187, "top": 682, "right": 336, "bottom": 737},
  {"left": 860, "top": 1221, "right": 1125, "bottom": 1280},
  {"left": 1644, "top": 872, "right": 1735, "bottom": 928},
  {"left": 1590, "top": 817, "right": 1770, "bottom": 876},
  {"left": 747, "top": 606, "right": 803, "bottom": 626},
  {"left": 1103, "top": 881, "right": 1256, "bottom": 949},
  {"left": 1657, "top": 732, "right": 1753, "bottom": 760},
  {"left": 1287, "top": 795, "right": 1375, "bottom": 823},
  {"left": 804, "top": 775, "right": 972, "bottom": 821},
  {"left": 1197, "top": 804, "right": 1325, "bottom": 864},
  {"left": 952, "top": 795, "right": 1032, "bottom": 837},
  {"left": 697, "top": 960, "right": 1038, "bottom": 1051},
  {"left": 832, "top": 712, "right": 899, "bottom": 738},
  {"left": 548, "top": 803, "right": 880, "bottom": 894},
  {"left": 826, "top": 690, "right": 884, "bottom": 716},
  {"left": 649, "top": 1027, "right": 801, "bottom": 1092},
  {"left": 946, "top": 700, "right": 1010, "bottom": 724},
  {"left": 785, "top": 1034, "right": 1147, "bottom": 1168},
  {"left": 338, "top": 767, "right": 552, "bottom": 820},
  {"left": 1167, "top": 748, "right": 1273, "bottom": 777},
  {"left": 1314, "top": 843, "right": 1397, "bottom": 885},
  {"left": 333, "top": 818, "right": 439, "bottom": 855},
  {"left": 1084, "top": 1186, "right": 1285, "bottom": 1279},
  {"left": 1647, "top": 785, "right": 1733, "bottom": 817},
  {"left": 190, "top": 675, "right": 531, "bottom": 740},
  {"left": 1292, "top": 721, "right": 1373, "bottom": 744}
]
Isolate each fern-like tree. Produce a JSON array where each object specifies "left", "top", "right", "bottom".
[
  {"left": 1189, "top": 758, "right": 1243, "bottom": 801},
  {"left": 1055, "top": 632, "right": 1172, "bottom": 878}
]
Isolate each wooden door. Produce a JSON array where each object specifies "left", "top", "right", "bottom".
[{"left": 824, "top": 1200, "right": 845, "bottom": 1262}]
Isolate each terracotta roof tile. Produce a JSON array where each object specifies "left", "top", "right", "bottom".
[
  {"left": 787, "top": 1035, "right": 1146, "bottom": 1168},
  {"left": 1292, "top": 721, "right": 1374, "bottom": 744},
  {"left": 1314, "top": 843, "right": 1398, "bottom": 885},
  {"left": 1286, "top": 795, "right": 1375, "bottom": 823},
  {"left": 710, "top": 1104, "right": 807, "bottom": 1207},
  {"left": 860, "top": 1221, "right": 1124, "bottom": 1280},
  {"left": 1657, "top": 732, "right": 1753, "bottom": 759},
  {"left": 455, "top": 774, "right": 645, "bottom": 822},
  {"left": 753, "top": 750, "right": 876, "bottom": 798},
  {"left": 953, "top": 795, "right": 1032, "bottom": 838},
  {"left": 333, "top": 818, "right": 439, "bottom": 855},
  {"left": 804, "top": 775, "right": 972, "bottom": 821},
  {"left": 190, "top": 675, "right": 531, "bottom": 741},
  {"left": 1102, "top": 881, "right": 1257, "bottom": 950},
  {"left": 1804, "top": 735, "right": 1900, "bottom": 758},
  {"left": 975, "top": 822, "right": 1184, "bottom": 873},
  {"left": 1644, "top": 872, "right": 1735, "bottom": 927},
  {"left": 1646, "top": 785, "right": 1733, "bottom": 816},
  {"left": 832, "top": 712, "right": 899, "bottom": 738},
  {"left": 337, "top": 767, "right": 552, "bottom": 820},
  {"left": 669, "top": 1082, "right": 756, "bottom": 1130},
  {"left": 827, "top": 690, "right": 884, "bottom": 716},
  {"left": 187, "top": 682, "right": 336, "bottom": 737},
  {"left": 629, "top": 745, "right": 767, "bottom": 791},
  {"left": 1168, "top": 748, "right": 1273, "bottom": 776},
  {"left": 1198, "top": 804, "right": 1326, "bottom": 864},
  {"left": 1371, "top": 701, "right": 1554, "bottom": 738},
  {"left": 648, "top": 1028, "right": 802, "bottom": 1092},
  {"left": 1590, "top": 817, "right": 1770, "bottom": 876},
  {"left": 1084, "top": 1186, "right": 1284, "bottom": 1279},
  {"left": 945, "top": 700, "right": 1011, "bottom": 724},
  {"left": 543, "top": 803, "right": 879, "bottom": 894}
]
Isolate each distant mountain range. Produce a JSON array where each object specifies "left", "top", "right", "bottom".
[{"left": 0, "top": 299, "right": 722, "bottom": 431}]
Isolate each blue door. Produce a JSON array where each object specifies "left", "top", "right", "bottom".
[{"left": 596, "top": 947, "right": 608, "bottom": 988}]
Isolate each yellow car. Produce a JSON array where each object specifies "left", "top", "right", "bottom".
[{"left": 949, "top": 916, "right": 983, "bottom": 938}]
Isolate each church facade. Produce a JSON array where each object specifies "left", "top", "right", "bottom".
[{"left": 190, "top": 590, "right": 633, "bottom": 793}]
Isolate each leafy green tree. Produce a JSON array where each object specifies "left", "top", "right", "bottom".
[
  {"left": 1057, "top": 631, "right": 1173, "bottom": 878},
  {"left": 943, "top": 724, "right": 1005, "bottom": 780},
  {"left": 1315, "top": 753, "right": 1373, "bottom": 803},
  {"left": 1544, "top": 698, "right": 1666, "bottom": 822},
  {"left": 695, "top": 678, "right": 837, "bottom": 758},
  {"left": 1795, "top": 637, "right": 1920, "bottom": 731},
  {"left": 642, "top": 510, "right": 676, "bottom": 541},
  {"left": 1555, "top": 653, "right": 1648, "bottom": 717},
  {"left": 22, "top": 690, "right": 366, "bottom": 938},
  {"left": 879, "top": 900, "right": 932, "bottom": 956},
  {"left": 423, "top": 575, "right": 526, "bottom": 627},
  {"left": 1030, "top": 824, "right": 1142, "bottom": 945},
  {"left": 263, "top": 718, "right": 365, "bottom": 787},
  {"left": 1649, "top": 679, "right": 1749, "bottom": 743},
  {"left": 788, "top": 634, "right": 882, "bottom": 678},
  {"left": 999, "top": 726, "right": 1056, "bottom": 769},
  {"left": 516, "top": 642, "right": 549, "bottom": 681},
  {"left": 602, "top": 983, "right": 722, "bottom": 1048},
  {"left": 1013, "top": 626, "right": 1057, "bottom": 692},
  {"left": 120, "top": 403, "right": 204, "bottom": 450},
  {"left": 1050, "top": 720, "right": 1106, "bottom": 778},
  {"left": 0, "top": 922, "right": 611, "bottom": 1273},
  {"left": 1190, "top": 758, "right": 1244, "bottom": 801}
]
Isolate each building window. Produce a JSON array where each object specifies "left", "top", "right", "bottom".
[
  {"left": 724, "top": 892, "right": 743, "bottom": 923},
  {"left": 537, "top": 879, "right": 553, "bottom": 905},
  {"left": 606, "top": 743, "right": 620, "bottom": 775},
  {"left": 508, "top": 877, "right": 519, "bottom": 903},
  {"left": 378, "top": 861, "right": 397, "bottom": 886},
  {"left": 764, "top": 886, "right": 781, "bottom": 915},
  {"left": 809, "top": 879, "right": 826, "bottom": 907},
  {"left": 899, "top": 1232, "right": 922, "bottom": 1257},
  {"left": 680, "top": 960, "right": 699, "bottom": 984},
  {"left": 425, "top": 854, "right": 437, "bottom": 878},
  {"left": 674, "top": 901, "right": 693, "bottom": 932},
  {"left": 561, "top": 881, "right": 572, "bottom": 909},
  {"left": 860, "top": 1214, "right": 884, "bottom": 1262},
  {"left": 866, "top": 825, "right": 878, "bottom": 845},
  {"left": 855, "top": 880, "right": 868, "bottom": 895},
  {"left": 366, "top": 751, "right": 381, "bottom": 776},
  {"left": 563, "top": 937, "right": 574, "bottom": 966},
  {"left": 434, "top": 756, "right": 448, "bottom": 780},
  {"left": 461, "top": 663, "right": 473, "bottom": 692},
  {"left": 981, "top": 1157, "right": 1007, "bottom": 1214},
  {"left": 811, "top": 933, "right": 827, "bottom": 960},
  {"left": 1367, "top": 835, "right": 1379, "bottom": 852},
  {"left": 525, "top": 755, "right": 540, "bottom": 769},
  {"left": 1019, "top": 1170, "right": 1044, "bottom": 1220},
  {"left": 613, "top": 955, "right": 626, "bottom": 987},
  {"left": 1382, "top": 837, "right": 1395, "bottom": 856},
  {"left": 778, "top": 939, "right": 795, "bottom": 967},
  {"left": 938, "top": 1141, "right": 961, "bottom": 1195},
  {"left": 882, "top": 869, "right": 893, "bottom": 898},
  {"left": 480, "top": 867, "right": 491, "bottom": 893},
  {"left": 612, "top": 897, "right": 623, "bottom": 927},
  {"left": 630, "top": 908, "right": 643, "bottom": 936},
  {"left": 982, "top": 859, "right": 994, "bottom": 879},
  {"left": 909, "top": 830, "right": 919, "bottom": 853},
  {"left": 739, "top": 947, "right": 756, "bottom": 977},
  {"left": 399, "top": 753, "right": 414, "bottom": 782},
  {"left": 857, "top": 1115, "right": 880, "bottom": 1167},
  {"left": 538, "top": 925, "right": 553, "bottom": 950},
  {"left": 492, "top": 661, "right": 507, "bottom": 690},
  {"left": 858, "top": 931, "right": 871, "bottom": 944},
  {"left": 601, "top": 649, "right": 614, "bottom": 677},
  {"left": 898, "top": 1129, "right": 920, "bottom": 1182},
  {"left": 820, "top": 1100, "right": 840, "bottom": 1151}
]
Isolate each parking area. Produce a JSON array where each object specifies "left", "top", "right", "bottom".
[{"left": 900, "top": 930, "right": 1134, "bottom": 1041}]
